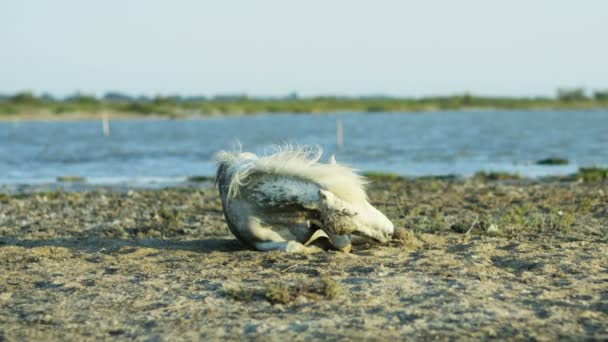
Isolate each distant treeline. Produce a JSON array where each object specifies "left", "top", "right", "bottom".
[{"left": 1, "top": 88, "right": 607, "bottom": 118}]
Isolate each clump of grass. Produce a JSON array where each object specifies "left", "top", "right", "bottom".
[
  {"left": 536, "top": 157, "right": 569, "bottom": 165},
  {"left": 492, "top": 202, "right": 579, "bottom": 236},
  {"left": 265, "top": 282, "right": 294, "bottom": 304},
  {"left": 502, "top": 205, "right": 527, "bottom": 228},
  {"left": 401, "top": 204, "right": 449, "bottom": 234},
  {"left": 450, "top": 221, "right": 474, "bottom": 234},
  {"left": 576, "top": 167, "right": 608, "bottom": 182},
  {"left": 560, "top": 211, "right": 575, "bottom": 231},
  {"left": 263, "top": 276, "right": 344, "bottom": 304},
  {"left": 392, "top": 228, "right": 425, "bottom": 249},
  {"left": 550, "top": 209, "right": 575, "bottom": 232},
  {"left": 492, "top": 204, "right": 552, "bottom": 236},
  {"left": 159, "top": 207, "right": 181, "bottom": 221},
  {"left": 223, "top": 286, "right": 258, "bottom": 302},
  {"left": 473, "top": 171, "right": 521, "bottom": 181},
  {"left": 362, "top": 171, "right": 404, "bottom": 181},
  {"left": 320, "top": 276, "right": 343, "bottom": 299},
  {"left": 158, "top": 207, "right": 184, "bottom": 233},
  {"left": 578, "top": 197, "right": 593, "bottom": 213},
  {"left": 420, "top": 179, "right": 445, "bottom": 192},
  {"left": 393, "top": 228, "right": 416, "bottom": 240},
  {"left": 485, "top": 223, "right": 502, "bottom": 236},
  {"left": 37, "top": 191, "right": 63, "bottom": 200}
]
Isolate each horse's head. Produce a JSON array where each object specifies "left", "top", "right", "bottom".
[{"left": 318, "top": 189, "right": 394, "bottom": 243}]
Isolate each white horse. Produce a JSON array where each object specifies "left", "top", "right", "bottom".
[{"left": 215, "top": 145, "right": 394, "bottom": 253}]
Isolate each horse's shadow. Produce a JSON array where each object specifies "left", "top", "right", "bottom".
[{"left": 0, "top": 236, "right": 247, "bottom": 254}]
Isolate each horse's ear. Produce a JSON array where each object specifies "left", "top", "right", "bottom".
[{"left": 328, "top": 155, "right": 337, "bottom": 165}]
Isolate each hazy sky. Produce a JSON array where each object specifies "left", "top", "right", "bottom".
[{"left": 1, "top": 0, "right": 607, "bottom": 97}]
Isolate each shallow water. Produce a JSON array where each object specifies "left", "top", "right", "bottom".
[{"left": 1, "top": 110, "right": 607, "bottom": 185}]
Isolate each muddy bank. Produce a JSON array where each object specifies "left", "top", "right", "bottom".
[{"left": 1, "top": 178, "right": 607, "bottom": 340}]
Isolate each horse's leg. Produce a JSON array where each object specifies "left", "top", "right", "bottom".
[
  {"left": 254, "top": 241, "right": 322, "bottom": 254},
  {"left": 325, "top": 232, "right": 352, "bottom": 253},
  {"left": 247, "top": 216, "right": 322, "bottom": 254},
  {"left": 304, "top": 222, "right": 352, "bottom": 253},
  {"left": 303, "top": 228, "right": 329, "bottom": 246}
]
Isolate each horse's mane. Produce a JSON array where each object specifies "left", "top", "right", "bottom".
[{"left": 215, "top": 144, "right": 368, "bottom": 203}]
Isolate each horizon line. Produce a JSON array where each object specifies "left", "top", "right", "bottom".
[{"left": 1, "top": 87, "right": 604, "bottom": 100}]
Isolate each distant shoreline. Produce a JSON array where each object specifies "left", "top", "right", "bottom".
[
  {"left": 2, "top": 104, "right": 608, "bottom": 122},
  {"left": 2, "top": 93, "right": 608, "bottom": 121}
]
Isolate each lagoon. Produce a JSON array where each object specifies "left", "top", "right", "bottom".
[{"left": 1, "top": 110, "right": 607, "bottom": 185}]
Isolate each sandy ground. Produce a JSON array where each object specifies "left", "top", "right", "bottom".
[{"left": 0, "top": 178, "right": 607, "bottom": 341}]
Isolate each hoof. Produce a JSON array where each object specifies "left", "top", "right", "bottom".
[
  {"left": 338, "top": 243, "right": 352, "bottom": 253},
  {"left": 303, "top": 229, "right": 329, "bottom": 246}
]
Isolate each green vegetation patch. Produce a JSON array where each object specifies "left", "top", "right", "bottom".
[
  {"left": 576, "top": 167, "right": 608, "bottom": 182},
  {"left": 224, "top": 276, "right": 343, "bottom": 304},
  {"left": 186, "top": 175, "right": 215, "bottom": 182},
  {"left": 537, "top": 157, "right": 569, "bottom": 165},
  {"left": 56, "top": 176, "right": 86, "bottom": 182},
  {"left": 473, "top": 171, "right": 521, "bottom": 181},
  {"left": 362, "top": 171, "right": 405, "bottom": 181},
  {"left": 2, "top": 90, "right": 608, "bottom": 118},
  {"left": 265, "top": 276, "right": 343, "bottom": 304}
]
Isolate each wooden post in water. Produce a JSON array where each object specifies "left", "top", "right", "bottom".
[
  {"left": 102, "top": 112, "right": 110, "bottom": 137},
  {"left": 336, "top": 119, "right": 343, "bottom": 149}
]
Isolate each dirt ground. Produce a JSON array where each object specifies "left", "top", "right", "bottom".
[{"left": 1, "top": 177, "right": 607, "bottom": 341}]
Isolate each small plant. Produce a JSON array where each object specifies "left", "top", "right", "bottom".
[
  {"left": 550, "top": 209, "right": 575, "bottom": 232},
  {"left": 263, "top": 276, "right": 344, "bottom": 304},
  {"left": 559, "top": 211, "right": 575, "bottom": 231},
  {"left": 159, "top": 207, "right": 180, "bottom": 221},
  {"left": 578, "top": 197, "right": 593, "bottom": 213},
  {"left": 320, "top": 276, "right": 343, "bottom": 299},
  {"left": 265, "top": 282, "right": 293, "bottom": 304},
  {"left": 501, "top": 205, "right": 526, "bottom": 228},
  {"left": 158, "top": 207, "right": 183, "bottom": 232},
  {"left": 485, "top": 223, "right": 501, "bottom": 236},
  {"left": 425, "top": 179, "right": 445, "bottom": 192},
  {"left": 224, "top": 286, "right": 257, "bottom": 302}
]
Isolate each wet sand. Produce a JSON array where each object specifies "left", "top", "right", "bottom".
[{"left": 1, "top": 178, "right": 607, "bottom": 340}]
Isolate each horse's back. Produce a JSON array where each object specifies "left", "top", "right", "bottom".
[{"left": 220, "top": 173, "right": 322, "bottom": 245}]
